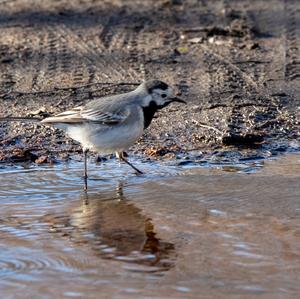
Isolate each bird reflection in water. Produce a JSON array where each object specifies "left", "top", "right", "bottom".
[{"left": 45, "top": 182, "right": 175, "bottom": 273}]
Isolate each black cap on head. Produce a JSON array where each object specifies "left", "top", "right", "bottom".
[{"left": 144, "top": 80, "right": 169, "bottom": 94}]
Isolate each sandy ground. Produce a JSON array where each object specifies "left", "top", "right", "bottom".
[{"left": 0, "top": 0, "right": 299, "bottom": 163}]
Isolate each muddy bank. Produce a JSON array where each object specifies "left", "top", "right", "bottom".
[{"left": 0, "top": 0, "right": 299, "bottom": 164}]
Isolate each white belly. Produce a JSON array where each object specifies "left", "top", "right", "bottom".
[{"left": 65, "top": 122, "right": 143, "bottom": 154}]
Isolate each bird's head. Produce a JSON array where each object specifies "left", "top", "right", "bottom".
[{"left": 138, "top": 79, "right": 186, "bottom": 109}]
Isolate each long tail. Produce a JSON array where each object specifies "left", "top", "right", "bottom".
[{"left": 0, "top": 117, "right": 42, "bottom": 122}]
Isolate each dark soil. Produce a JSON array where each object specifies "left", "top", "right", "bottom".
[{"left": 0, "top": 0, "right": 299, "bottom": 164}]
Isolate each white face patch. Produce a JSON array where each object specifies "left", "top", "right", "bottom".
[
  {"left": 141, "top": 94, "right": 153, "bottom": 107},
  {"left": 150, "top": 87, "right": 172, "bottom": 106}
]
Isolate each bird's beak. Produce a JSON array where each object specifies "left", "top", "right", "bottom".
[{"left": 169, "top": 97, "right": 187, "bottom": 104}]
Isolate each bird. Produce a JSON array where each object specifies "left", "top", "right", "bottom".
[{"left": 0, "top": 80, "right": 186, "bottom": 189}]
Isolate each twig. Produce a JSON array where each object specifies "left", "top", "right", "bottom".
[{"left": 193, "top": 120, "right": 223, "bottom": 134}]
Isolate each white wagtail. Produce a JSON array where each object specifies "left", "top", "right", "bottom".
[{"left": 1, "top": 80, "right": 186, "bottom": 189}]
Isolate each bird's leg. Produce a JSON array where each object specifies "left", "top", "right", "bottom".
[
  {"left": 83, "top": 148, "right": 89, "bottom": 190},
  {"left": 116, "top": 152, "right": 143, "bottom": 175}
]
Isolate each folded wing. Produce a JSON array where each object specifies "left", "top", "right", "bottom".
[{"left": 41, "top": 106, "right": 130, "bottom": 125}]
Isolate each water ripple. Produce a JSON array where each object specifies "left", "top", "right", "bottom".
[{"left": 0, "top": 154, "right": 299, "bottom": 298}]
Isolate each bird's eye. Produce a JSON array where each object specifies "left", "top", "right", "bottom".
[{"left": 161, "top": 94, "right": 167, "bottom": 98}]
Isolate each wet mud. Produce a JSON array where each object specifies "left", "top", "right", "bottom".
[{"left": 0, "top": 0, "right": 299, "bottom": 164}]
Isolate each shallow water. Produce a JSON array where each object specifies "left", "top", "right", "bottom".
[{"left": 0, "top": 154, "right": 299, "bottom": 298}]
